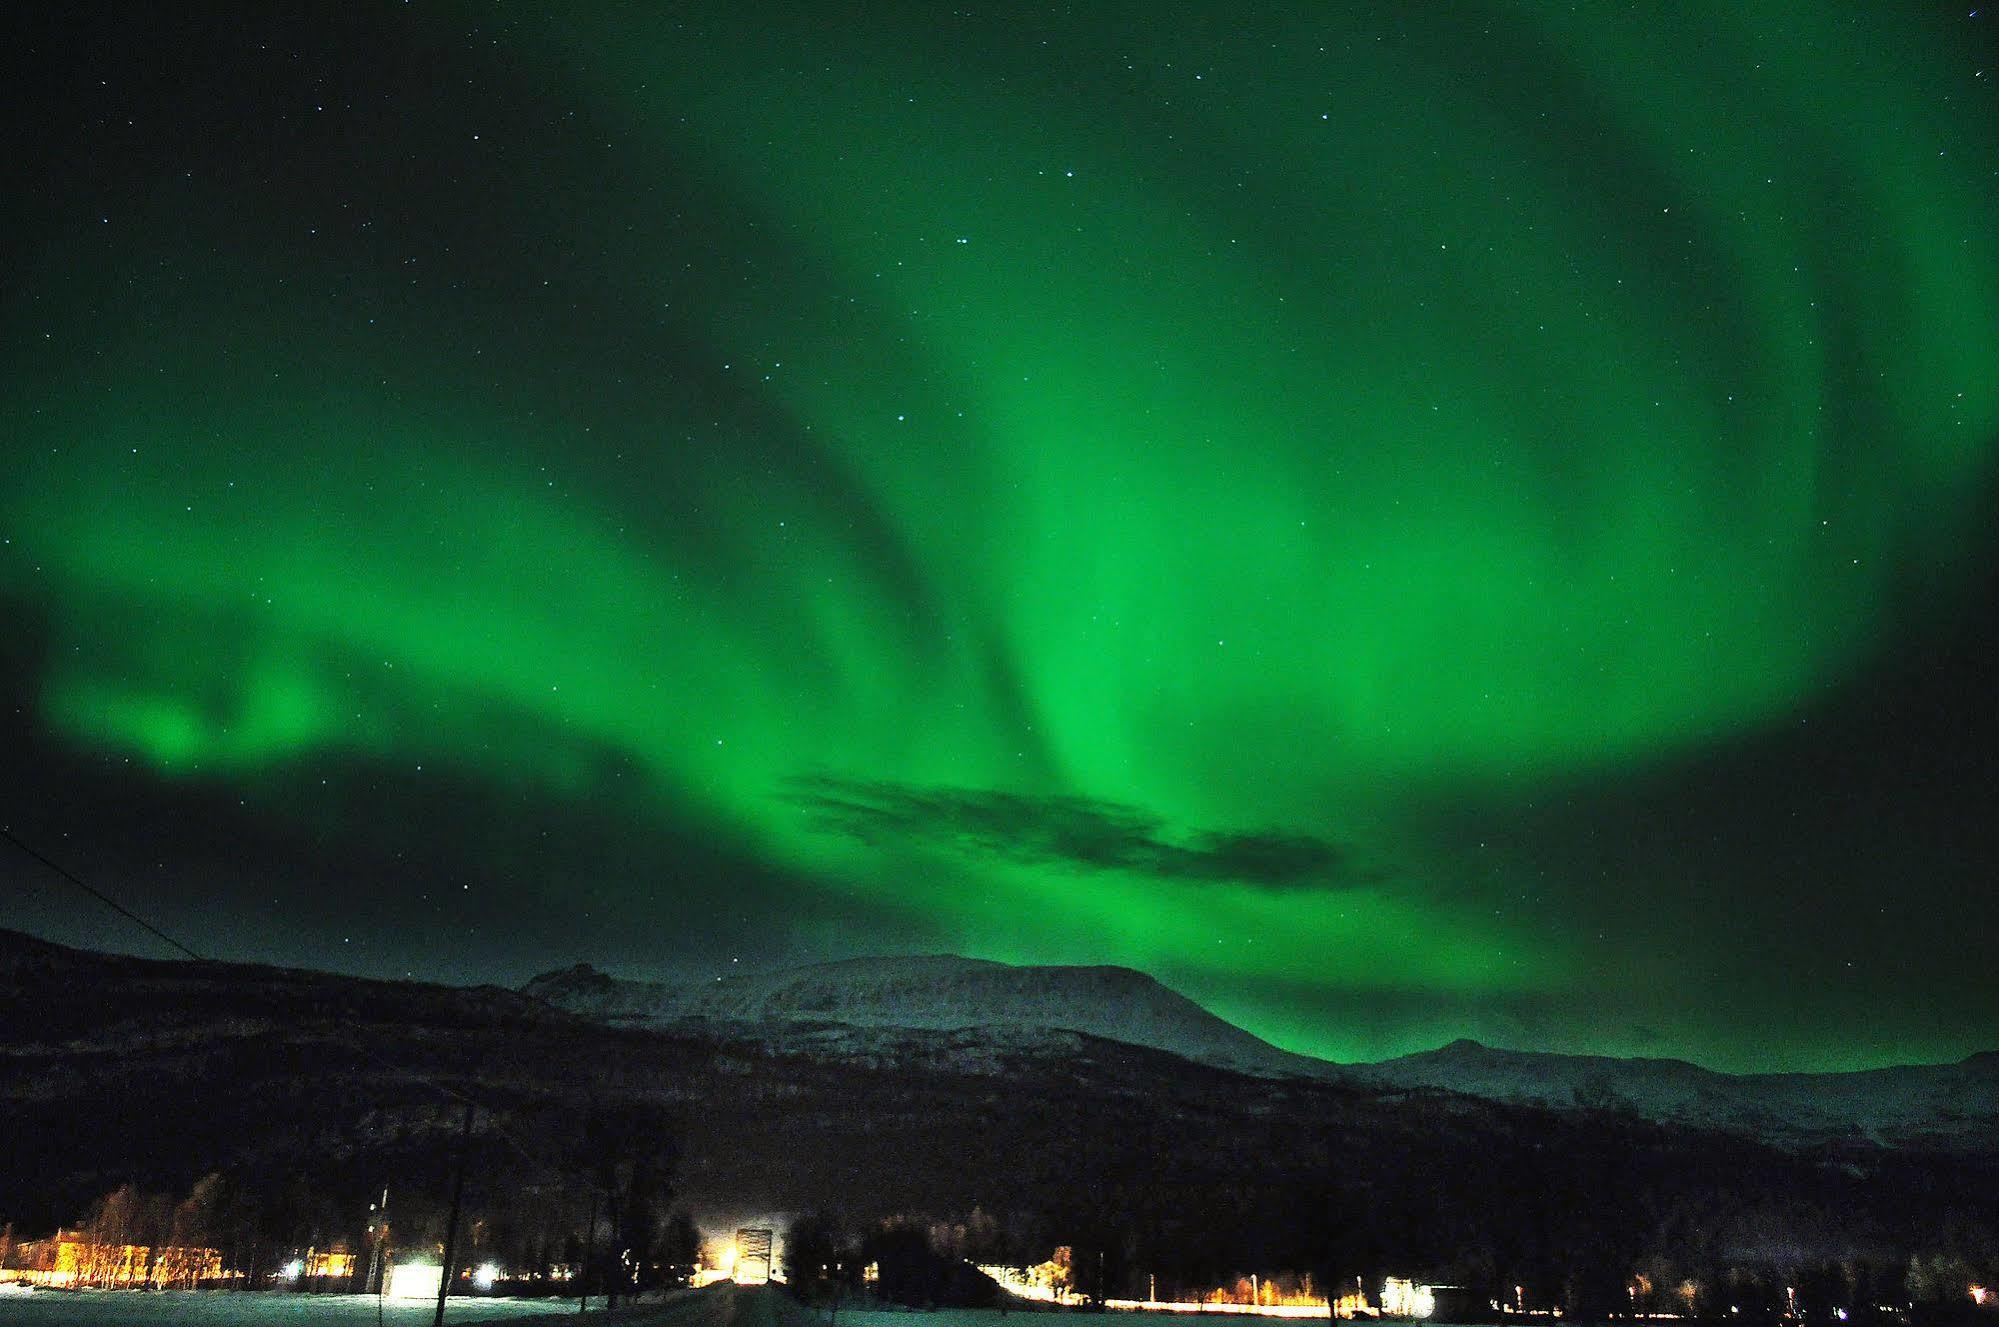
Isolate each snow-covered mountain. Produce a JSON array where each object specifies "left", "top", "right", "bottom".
[
  {"left": 1355, "top": 1038, "right": 1999, "bottom": 1146},
  {"left": 23, "top": 924, "right": 1990, "bottom": 1272},
  {"left": 522, "top": 953, "right": 1324, "bottom": 1079},
  {"left": 523, "top": 953, "right": 1999, "bottom": 1150}
]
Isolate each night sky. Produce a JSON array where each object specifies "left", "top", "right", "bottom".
[{"left": 4, "top": 3, "right": 1996, "bottom": 1072}]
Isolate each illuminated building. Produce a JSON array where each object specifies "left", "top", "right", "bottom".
[
  {"left": 389, "top": 1263, "right": 444, "bottom": 1300},
  {"left": 1099, "top": 1272, "right": 1450, "bottom": 1319},
  {"left": 1381, "top": 1277, "right": 1437, "bottom": 1318},
  {"left": 1101, "top": 1270, "right": 1366, "bottom": 1318},
  {"left": 8, "top": 1232, "right": 223, "bottom": 1289},
  {"left": 304, "top": 1247, "right": 356, "bottom": 1279},
  {"left": 734, "top": 1228, "right": 774, "bottom": 1285},
  {"left": 692, "top": 1234, "right": 737, "bottom": 1287}
]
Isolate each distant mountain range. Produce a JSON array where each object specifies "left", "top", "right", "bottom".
[
  {"left": 523, "top": 952, "right": 1999, "bottom": 1150},
  {"left": 5, "top": 924, "right": 1996, "bottom": 1288},
  {"left": 1361, "top": 1037, "right": 1999, "bottom": 1147}
]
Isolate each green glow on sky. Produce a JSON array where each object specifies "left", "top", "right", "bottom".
[{"left": 3, "top": 2, "right": 1995, "bottom": 1068}]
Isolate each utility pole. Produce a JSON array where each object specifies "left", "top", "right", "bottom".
[
  {"left": 433, "top": 1101, "right": 477, "bottom": 1327},
  {"left": 606, "top": 1169, "right": 629, "bottom": 1312},
  {"left": 578, "top": 1186, "right": 599, "bottom": 1316},
  {"left": 370, "top": 1187, "right": 391, "bottom": 1327},
  {"left": 606, "top": 1182, "right": 619, "bottom": 1312},
  {"left": 367, "top": 1188, "right": 390, "bottom": 1293}
]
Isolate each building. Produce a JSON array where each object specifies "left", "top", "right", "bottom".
[
  {"left": 303, "top": 1247, "right": 357, "bottom": 1280},
  {"left": 6, "top": 1231, "right": 223, "bottom": 1289},
  {"left": 734, "top": 1228, "right": 773, "bottom": 1285}
]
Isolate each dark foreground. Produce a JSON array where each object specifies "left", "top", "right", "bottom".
[
  {"left": 0, "top": 1284, "right": 817, "bottom": 1327},
  {"left": 0, "top": 1289, "right": 565, "bottom": 1327}
]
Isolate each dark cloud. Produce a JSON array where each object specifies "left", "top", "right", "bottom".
[{"left": 784, "top": 775, "right": 1353, "bottom": 889}]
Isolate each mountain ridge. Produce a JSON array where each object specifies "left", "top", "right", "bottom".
[
  {"left": 521, "top": 950, "right": 1324, "bottom": 1079},
  {"left": 521, "top": 948, "right": 1999, "bottom": 1149},
  {"left": 1, "top": 928, "right": 1988, "bottom": 1152},
  {"left": 17, "top": 920, "right": 1993, "bottom": 1294}
]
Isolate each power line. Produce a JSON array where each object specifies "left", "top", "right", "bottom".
[
  {"left": 1, "top": 825, "right": 204, "bottom": 961},
  {"left": 0, "top": 822, "right": 609, "bottom": 1198}
]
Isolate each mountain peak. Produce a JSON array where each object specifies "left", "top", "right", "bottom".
[
  {"left": 523, "top": 951, "right": 1316, "bottom": 1078},
  {"left": 521, "top": 961, "right": 632, "bottom": 1001}
]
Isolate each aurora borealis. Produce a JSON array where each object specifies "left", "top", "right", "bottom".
[{"left": 4, "top": 3, "right": 1996, "bottom": 1071}]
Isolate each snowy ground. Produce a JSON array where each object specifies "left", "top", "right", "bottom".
[
  {"left": 831, "top": 1313, "right": 1327, "bottom": 1327},
  {"left": 0, "top": 1290, "right": 568, "bottom": 1327},
  {"left": 0, "top": 1285, "right": 1488, "bottom": 1327},
  {"left": 827, "top": 1311, "right": 1064, "bottom": 1327},
  {"left": 812, "top": 1311, "right": 1490, "bottom": 1327}
]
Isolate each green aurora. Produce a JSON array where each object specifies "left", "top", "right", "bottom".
[{"left": 3, "top": 3, "right": 1996, "bottom": 1069}]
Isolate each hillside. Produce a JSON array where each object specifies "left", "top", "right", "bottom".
[
  {"left": 4, "top": 924, "right": 1997, "bottom": 1311},
  {"left": 1358, "top": 1038, "right": 1999, "bottom": 1148},
  {"left": 521, "top": 953, "right": 1320, "bottom": 1078},
  {"left": 522, "top": 952, "right": 1999, "bottom": 1151}
]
